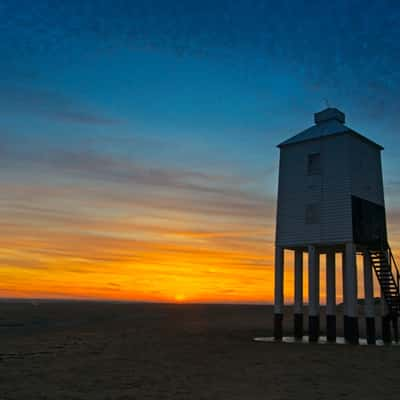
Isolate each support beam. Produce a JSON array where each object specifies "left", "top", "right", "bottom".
[
  {"left": 326, "top": 250, "right": 336, "bottom": 342},
  {"left": 294, "top": 250, "right": 303, "bottom": 339},
  {"left": 382, "top": 314, "right": 392, "bottom": 343},
  {"left": 363, "top": 252, "right": 375, "bottom": 344},
  {"left": 274, "top": 246, "right": 284, "bottom": 340},
  {"left": 393, "top": 316, "right": 399, "bottom": 343},
  {"left": 341, "top": 252, "right": 347, "bottom": 316},
  {"left": 381, "top": 287, "right": 391, "bottom": 344},
  {"left": 343, "top": 243, "right": 359, "bottom": 344},
  {"left": 308, "top": 246, "right": 319, "bottom": 342}
]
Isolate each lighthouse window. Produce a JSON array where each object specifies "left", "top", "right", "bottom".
[
  {"left": 306, "top": 203, "right": 320, "bottom": 224},
  {"left": 307, "top": 153, "right": 321, "bottom": 175}
]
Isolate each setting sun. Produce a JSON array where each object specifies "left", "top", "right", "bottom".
[{"left": 174, "top": 294, "right": 186, "bottom": 302}]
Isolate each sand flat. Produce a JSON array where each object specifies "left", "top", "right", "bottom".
[{"left": 0, "top": 302, "right": 399, "bottom": 399}]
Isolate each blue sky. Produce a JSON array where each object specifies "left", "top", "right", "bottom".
[{"left": 1, "top": 0, "right": 400, "bottom": 301}]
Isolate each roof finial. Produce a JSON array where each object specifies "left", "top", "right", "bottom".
[{"left": 324, "top": 98, "right": 330, "bottom": 108}]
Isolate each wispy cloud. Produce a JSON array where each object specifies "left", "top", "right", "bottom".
[
  {"left": 0, "top": 130, "right": 276, "bottom": 302},
  {"left": 1, "top": 143, "right": 273, "bottom": 211},
  {"left": 0, "top": 85, "right": 120, "bottom": 125}
]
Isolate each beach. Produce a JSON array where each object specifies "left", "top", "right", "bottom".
[{"left": 0, "top": 302, "right": 399, "bottom": 399}]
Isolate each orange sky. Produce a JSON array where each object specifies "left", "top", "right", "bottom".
[
  {"left": 1, "top": 165, "right": 399, "bottom": 303},
  {"left": 0, "top": 167, "right": 277, "bottom": 303},
  {"left": 1, "top": 0, "right": 400, "bottom": 305}
]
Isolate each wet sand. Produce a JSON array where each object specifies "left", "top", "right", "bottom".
[{"left": 0, "top": 302, "right": 399, "bottom": 399}]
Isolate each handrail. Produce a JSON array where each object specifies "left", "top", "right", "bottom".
[{"left": 389, "top": 247, "right": 400, "bottom": 290}]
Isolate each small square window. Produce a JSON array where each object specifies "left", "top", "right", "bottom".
[
  {"left": 306, "top": 203, "right": 320, "bottom": 224},
  {"left": 308, "top": 153, "right": 321, "bottom": 175}
]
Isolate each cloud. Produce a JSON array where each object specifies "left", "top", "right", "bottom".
[
  {"left": 0, "top": 137, "right": 275, "bottom": 299},
  {"left": 386, "top": 179, "right": 400, "bottom": 196},
  {"left": 0, "top": 85, "right": 120, "bottom": 125},
  {"left": 1, "top": 144, "right": 274, "bottom": 217}
]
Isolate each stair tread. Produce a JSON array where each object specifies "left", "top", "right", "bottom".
[{"left": 369, "top": 247, "right": 400, "bottom": 305}]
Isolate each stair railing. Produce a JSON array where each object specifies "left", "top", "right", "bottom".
[{"left": 389, "top": 248, "right": 400, "bottom": 290}]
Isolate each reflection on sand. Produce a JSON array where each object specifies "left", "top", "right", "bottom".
[{"left": 254, "top": 336, "right": 400, "bottom": 346}]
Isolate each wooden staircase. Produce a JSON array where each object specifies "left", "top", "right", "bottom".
[{"left": 367, "top": 246, "right": 400, "bottom": 341}]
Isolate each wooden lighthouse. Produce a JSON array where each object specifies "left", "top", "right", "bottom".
[{"left": 274, "top": 107, "right": 400, "bottom": 344}]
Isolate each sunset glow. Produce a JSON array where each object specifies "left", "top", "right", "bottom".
[
  {"left": 175, "top": 294, "right": 186, "bottom": 302},
  {"left": 1, "top": 1, "right": 400, "bottom": 304}
]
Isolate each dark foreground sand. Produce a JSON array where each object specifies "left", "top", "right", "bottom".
[{"left": 0, "top": 302, "right": 399, "bottom": 399}]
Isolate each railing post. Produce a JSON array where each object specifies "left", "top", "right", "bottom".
[{"left": 397, "top": 271, "right": 400, "bottom": 289}]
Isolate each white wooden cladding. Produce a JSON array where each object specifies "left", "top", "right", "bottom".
[{"left": 276, "top": 133, "right": 384, "bottom": 247}]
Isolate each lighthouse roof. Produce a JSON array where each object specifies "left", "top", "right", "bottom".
[{"left": 278, "top": 108, "right": 383, "bottom": 150}]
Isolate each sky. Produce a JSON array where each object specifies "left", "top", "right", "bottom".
[{"left": 1, "top": 0, "right": 400, "bottom": 303}]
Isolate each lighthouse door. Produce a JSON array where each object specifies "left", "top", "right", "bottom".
[{"left": 352, "top": 196, "right": 387, "bottom": 248}]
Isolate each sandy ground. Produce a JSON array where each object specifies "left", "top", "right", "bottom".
[{"left": 0, "top": 302, "right": 399, "bottom": 399}]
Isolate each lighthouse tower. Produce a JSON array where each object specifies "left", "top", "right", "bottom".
[{"left": 274, "top": 108, "right": 399, "bottom": 344}]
